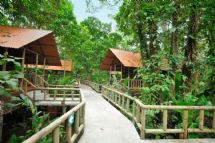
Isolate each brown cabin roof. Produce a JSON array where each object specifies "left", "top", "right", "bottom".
[
  {"left": 100, "top": 48, "right": 142, "bottom": 71},
  {"left": 0, "top": 25, "right": 61, "bottom": 66},
  {"left": 44, "top": 60, "right": 72, "bottom": 71}
]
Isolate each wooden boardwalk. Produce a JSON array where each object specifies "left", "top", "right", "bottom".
[{"left": 79, "top": 85, "right": 215, "bottom": 143}]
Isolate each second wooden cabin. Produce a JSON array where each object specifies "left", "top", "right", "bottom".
[{"left": 100, "top": 48, "right": 143, "bottom": 91}]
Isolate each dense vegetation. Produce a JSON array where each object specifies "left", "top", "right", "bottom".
[
  {"left": 90, "top": 0, "right": 215, "bottom": 104},
  {"left": 92, "top": 0, "right": 215, "bottom": 139},
  {"left": 1, "top": 0, "right": 214, "bottom": 140}
]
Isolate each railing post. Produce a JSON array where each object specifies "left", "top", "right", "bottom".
[
  {"left": 118, "top": 94, "right": 121, "bottom": 106},
  {"left": 80, "top": 106, "right": 84, "bottom": 124},
  {"left": 66, "top": 124, "right": 72, "bottom": 143},
  {"left": 112, "top": 91, "right": 115, "bottom": 102},
  {"left": 122, "top": 96, "right": 125, "bottom": 110},
  {"left": 126, "top": 98, "right": 130, "bottom": 112},
  {"left": 183, "top": 110, "right": 188, "bottom": 139},
  {"left": 132, "top": 101, "right": 136, "bottom": 123},
  {"left": 163, "top": 109, "right": 168, "bottom": 131},
  {"left": 75, "top": 111, "right": 80, "bottom": 134},
  {"left": 199, "top": 110, "right": 204, "bottom": 130},
  {"left": 136, "top": 104, "right": 140, "bottom": 123},
  {"left": 71, "top": 90, "right": 74, "bottom": 101},
  {"left": 140, "top": 108, "right": 145, "bottom": 139},
  {"left": 52, "top": 127, "right": 60, "bottom": 143}
]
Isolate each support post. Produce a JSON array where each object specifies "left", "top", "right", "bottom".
[
  {"left": 199, "top": 110, "right": 204, "bottom": 130},
  {"left": 66, "top": 123, "right": 72, "bottom": 143},
  {"left": 22, "top": 48, "right": 26, "bottom": 73},
  {"left": 43, "top": 57, "right": 46, "bottom": 86},
  {"left": 140, "top": 109, "right": 145, "bottom": 139},
  {"left": 132, "top": 101, "right": 136, "bottom": 123},
  {"left": 35, "top": 54, "right": 39, "bottom": 86},
  {"left": 163, "top": 109, "right": 168, "bottom": 131},
  {"left": 2, "top": 48, "right": 8, "bottom": 71},
  {"left": 52, "top": 127, "right": 60, "bottom": 143},
  {"left": 75, "top": 111, "right": 80, "bottom": 134},
  {"left": 183, "top": 110, "right": 188, "bottom": 139}
]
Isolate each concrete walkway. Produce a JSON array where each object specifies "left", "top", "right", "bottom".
[{"left": 79, "top": 85, "right": 215, "bottom": 143}]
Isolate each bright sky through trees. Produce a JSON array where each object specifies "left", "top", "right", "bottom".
[{"left": 72, "top": 0, "right": 119, "bottom": 31}]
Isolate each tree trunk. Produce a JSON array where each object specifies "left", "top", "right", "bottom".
[
  {"left": 134, "top": 0, "right": 149, "bottom": 60},
  {"left": 182, "top": 3, "right": 200, "bottom": 90},
  {"left": 149, "top": 22, "right": 157, "bottom": 56},
  {"left": 170, "top": 3, "right": 178, "bottom": 73},
  {"left": 170, "top": 0, "right": 180, "bottom": 96}
]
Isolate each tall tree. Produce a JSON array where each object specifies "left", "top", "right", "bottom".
[{"left": 182, "top": 1, "right": 200, "bottom": 89}]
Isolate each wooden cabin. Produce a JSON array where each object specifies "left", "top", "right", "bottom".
[
  {"left": 100, "top": 48, "right": 143, "bottom": 90},
  {"left": 0, "top": 26, "right": 61, "bottom": 86},
  {"left": 0, "top": 25, "right": 61, "bottom": 142}
]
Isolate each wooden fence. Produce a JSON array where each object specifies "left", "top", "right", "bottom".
[
  {"left": 23, "top": 90, "right": 85, "bottom": 143},
  {"left": 101, "top": 86, "right": 215, "bottom": 139}
]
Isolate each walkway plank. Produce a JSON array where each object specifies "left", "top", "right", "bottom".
[{"left": 79, "top": 85, "right": 215, "bottom": 143}]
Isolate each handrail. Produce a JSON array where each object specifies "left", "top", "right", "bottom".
[
  {"left": 100, "top": 84, "right": 215, "bottom": 139},
  {"left": 24, "top": 90, "right": 85, "bottom": 143}
]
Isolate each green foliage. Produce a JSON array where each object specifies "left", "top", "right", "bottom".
[
  {"left": 48, "top": 73, "right": 73, "bottom": 85},
  {"left": 0, "top": 54, "right": 23, "bottom": 111},
  {"left": 9, "top": 134, "right": 17, "bottom": 143},
  {"left": 10, "top": 98, "right": 50, "bottom": 142}
]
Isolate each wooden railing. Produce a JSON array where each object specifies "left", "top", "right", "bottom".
[
  {"left": 19, "top": 78, "right": 81, "bottom": 103},
  {"left": 101, "top": 86, "right": 215, "bottom": 139},
  {"left": 35, "top": 75, "right": 49, "bottom": 87},
  {"left": 23, "top": 90, "right": 85, "bottom": 143},
  {"left": 81, "top": 80, "right": 101, "bottom": 93},
  {"left": 128, "top": 79, "right": 143, "bottom": 90}
]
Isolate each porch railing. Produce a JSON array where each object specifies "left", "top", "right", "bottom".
[
  {"left": 128, "top": 79, "right": 143, "bottom": 90},
  {"left": 19, "top": 78, "right": 81, "bottom": 103},
  {"left": 101, "top": 86, "right": 215, "bottom": 139}
]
